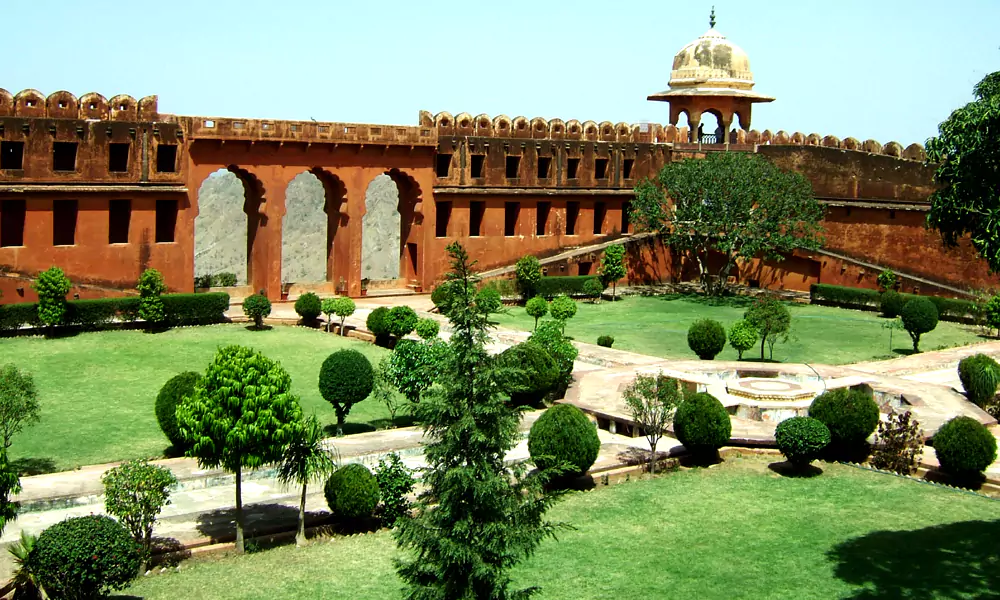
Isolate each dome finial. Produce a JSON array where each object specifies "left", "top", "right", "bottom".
[{"left": 709, "top": 6, "right": 716, "bottom": 28}]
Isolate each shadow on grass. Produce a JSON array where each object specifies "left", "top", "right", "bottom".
[
  {"left": 828, "top": 519, "right": 1000, "bottom": 599},
  {"left": 892, "top": 348, "right": 918, "bottom": 356},
  {"left": 196, "top": 503, "right": 329, "bottom": 542},
  {"left": 652, "top": 293, "right": 756, "bottom": 309},
  {"left": 244, "top": 324, "right": 273, "bottom": 332},
  {"left": 12, "top": 457, "right": 57, "bottom": 476},
  {"left": 678, "top": 451, "right": 724, "bottom": 468},
  {"left": 150, "top": 536, "right": 190, "bottom": 567},
  {"left": 768, "top": 461, "right": 823, "bottom": 478}
]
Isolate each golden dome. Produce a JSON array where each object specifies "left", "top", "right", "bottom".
[{"left": 669, "top": 28, "right": 754, "bottom": 91}]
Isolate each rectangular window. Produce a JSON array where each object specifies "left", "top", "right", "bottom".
[
  {"left": 108, "top": 143, "right": 130, "bottom": 173},
  {"left": 537, "top": 156, "right": 551, "bottom": 179},
  {"left": 578, "top": 261, "right": 592, "bottom": 276},
  {"left": 595, "top": 158, "right": 609, "bottom": 180},
  {"left": 470, "top": 154, "right": 485, "bottom": 178},
  {"left": 470, "top": 201, "right": 485, "bottom": 237},
  {"left": 53, "top": 200, "right": 78, "bottom": 246},
  {"left": 1, "top": 142, "right": 24, "bottom": 170},
  {"left": 536, "top": 201, "right": 550, "bottom": 236},
  {"left": 0, "top": 200, "right": 26, "bottom": 247},
  {"left": 593, "top": 202, "right": 606, "bottom": 235},
  {"left": 566, "top": 201, "right": 579, "bottom": 235},
  {"left": 155, "top": 199, "right": 177, "bottom": 243},
  {"left": 567, "top": 157, "right": 580, "bottom": 180},
  {"left": 622, "top": 158, "right": 635, "bottom": 180},
  {"left": 435, "top": 154, "right": 452, "bottom": 178},
  {"left": 621, "top": 200, "right": 631, "bottom": 232},
  {"left": 52, "top": 142, "right": 78, "bottom": 172},
  {"left": 156, "top": 145, "right": 178, "bottom": 173},
  {"left": 435, "top": 201, "right": 452, "bottom": 238},
  {"left": 109, "top": 199, "right": 131, "bottom": 244},
  {"left": 505, "top": 155, "right": 521, "bottom": 179},
  {"left": 504, "top": 202, "right": 519, "bottom": 236}
]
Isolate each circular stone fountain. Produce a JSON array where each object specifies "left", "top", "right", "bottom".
[
  {"left": 726, "top": 378, "right": 816, "bottom": 402},
  {"left": 723, "top": 377, "right": 824, "bottom": 422}
]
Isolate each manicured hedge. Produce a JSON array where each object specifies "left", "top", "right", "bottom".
[
  {"left": 0, "top": 302, "right": 41, "bottom": 330},
  {"left": 810, "top": 283, "right": 977, "bottom": 323},
  {"left": 161, "top": 293, "right": 231, "bottom": 325},
  {"left": 535, "top": 276, "right": 602, "bottom": 299},
  {"left": 0, "top": 292, "right": 229, "bottom": 332}
]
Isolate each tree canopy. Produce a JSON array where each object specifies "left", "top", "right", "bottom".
[
  {"left": 926, "top": 71, "right": 1000, "bottom": 271},
  {"left": 631, "top": 152, "right": 824, "bottom": 295}
]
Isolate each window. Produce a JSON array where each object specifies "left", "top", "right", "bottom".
[
  {"left": 595, "top": 158, "right": 609, "bottom": 180},
  {"left": 470, "top": 201, "right": 485, "bottom": 236},
  {"left": 155, "top": 200, "right": 177, "bottom": 243},
  {"left": 1, "top": 142, "right": 24, "bottom": 170},
  {"left": 578, "top": 261, "right": 592, "bottom": 276},
  {"left": 504, "top": 202, "right": 519, "bottom": 236},
  {"left": 108, "top": 143, "right": 130, "bottom": 173},
  {"left": 537, "top": 156, "right": 551, "bottom": 179},
  {"left": 109, "top": 199, "right": 131, "bottom": 244},
  {"left": 621, "top": 200, "right": 631, "bottom": 232},
  {"left": 536, "top": 202, "right": 550, "bottom": 236},
  {"left": 622, "top": 158, "right": 635, "bottom": 180},
  {"left": 52, "top": 142, "right": 78, "bottom": 172},
  {"left": 567, "top": 157, "right": 580, "bottom": 179},
  {"left": 505, "top": 155, "right": 521, "bottom": 179},
  {"left": 889, "top": 209, "right": 896, "bottom": 219},
  {"left": 0, "top": 200, "right": 26, "bottom": 247},
  {"left": 566, "top": 201, "right": 579, "bottom": 235},
  {"left": 435, "top": 154, "right": 452, "bottom": 178},
  {"left": 470, "top": 155, "right": 485, "bottom": 178},
  {"left": 435, "top": 201, "right": 452, "bottom": 238},
  {"left": 53, "top": 200, "right": 78, "bottom": 246},
  {"left": 156, "top": 145, "right": 178, "bottom": 173},
  {"left": 593, "top": 202, "right": 606, "bottom": 234}
]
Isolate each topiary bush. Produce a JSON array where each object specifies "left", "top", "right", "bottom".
[
  {"left": 33, "top": 266, "right": 72, "bottom": 327},
  {"left": 901, "top": 297, "right": 939, "bottom": 353},
  {"left": 323, "top": 296, "right": 355, "bottom": 335},
  {"left": 728, "top": 319, "right": 758, "bottom": 360},
  {"left": 155, "top": 371, "right": 201, "bottom": 452},
  {"left": 583, "top": 277, "right": 605, "bottom": 303},
  {"left": 497, "top": 342, "right": 559, "bottom": 406},
  {"left": 673, "top": 392, "right": 732, "bottom": 459},
  {"left": 687, "top": 319, "right": 727, "bottom": 360},
  {"left": 527, "top": 404, "right": 600, "bottom": 476},
  {"left": 550, "top": 294, "right": 577, "bottom": 324},
  {"left": 515, "top": 255, "right": 542, "bottom": 300},
  {"left": 958, "top": 354, "right": 1000, "bottom": 409},
  {"left": 528, "top": 319, "right": 578, "bottom": 396},
  {"left": 415, "top": 318, "right": 440, "bottom": 340},
  {"left": 880, "top": 290, "right": 905, "bottom": 319},
  {"left": 525, "top": 296, "right": 549, "bottom": 330},
  {"left": 366, "top": 306, "right": 391, "bottom": 343},
  {"left": 808, "top": 387, "right": 880, "bottom": 456},
  {"left": 775, "top": 416, "right": 831, "bottom": 469},
  {"left": 28, "top": 514, "right": 140, "bottom": 598},
  {"left": 596, "top": 335, "right": 614, "bottom": 348},
  {"left": 137, "top": 268, "right": 167, "bottom": 327},
  {"left": 319, "top": 349, "right": 375, "bottom": 436},
  {"left": 242, "top": 293, "right": 271, "bottom": 329},
  {"left": 324, "top": 463, "right": 380, "bottom": 521},
  {"left": 386, "top": 305, "right": 419, "bottom": 339},
  {"left": 932, "top": 416, "right": 998, "bottom": 479},
  {"left": 294, "top": 292, "right": 322, "bottom": 324}
]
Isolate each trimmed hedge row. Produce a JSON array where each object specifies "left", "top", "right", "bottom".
[
  {"left": 0, "top": 292, "right": 230, "bottom": 331},
  {"left": 535, "top": 275, "right": 601, "bottom": 299},
  {"left": 810, "top": 283, "right": 977, "bottom": 323}
]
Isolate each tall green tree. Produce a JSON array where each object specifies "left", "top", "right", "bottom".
[
  {"left": 631, "top": 152, "right": 824, "bottom": 295},
  {"left": 599, "top": 244, "right": 627, "bottom": 300},
  {"left": 176, "top": 345, "right": 302, "bottom": 553},
  {"left": 276, "top": 415, "right": 336, "bottom": 547},
  {"left": 137, "top": 268, "right": 167, "bottom": 327},
  {"left": 0, "top": 363, "right": 41, "bottom": 449},
  {"left": 394, "top": 242, "right": 566, "bottom": 600},
  {"left": 33, "top": 266, "right": 71, "bottom": 327},
  {"left": 0, "top": 449, "right": 20, "bottom": 538},
  {"left": 926, "top": 72, "right": 1000, "bottom": 271}
]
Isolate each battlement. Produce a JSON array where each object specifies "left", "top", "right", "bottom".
[
  {"left": 0, "top": 89, "right": 159, "bottom": 122},
  {"left": 172, "top": 116, "right": 437, "bottom": 147}
]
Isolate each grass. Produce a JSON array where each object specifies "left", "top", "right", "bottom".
[
  {"left": 119, "top": 458, "right": 1000, "bottom": 599},
  {"left": 493, "top": 294, "right": 983, "bottom": 364},
  {"left": 0, "top": 324, "right": 399, "bottom": 473}
]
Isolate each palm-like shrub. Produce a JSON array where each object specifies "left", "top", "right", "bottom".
[
  {"left": 958, "top": 354, "right": 1000, "bottom": 409},
  {"left": 775, "top": 416, "right": 830, "bottom": 469},
  {"left": 527, "top": 404, "right": 600, "bottom": 476},
  {"left": 319, "top": 350, "right": 374, "bottom": 436},
  {"left": 277, "top": 415, "right": 336, "bottom": 546},
  {"left": 687, "top": 319, "right": 727, "bottom": 360},
  {"left": 933, "top": 416, "right": 997, "bottom": 479},
  {"left": 324, "top": 463, "right": 380, "bottom": 520},
  {"left": 673, "top": 392, "right": 731, "bottom": 459},
  {"left": 294, "top": 292, "right": 322, "bottom": 324},
  {"left": 242, "top": 293, "right": 271, "bottom": 329},
  {"left": 155, "top": 371, "right": 201, "bottom": 452},
  {"left": 901, "top": 297, "right": 939, "bottom": 352},
  {"left": 808, "top": 387, "right": 880, "bottom": 455}
]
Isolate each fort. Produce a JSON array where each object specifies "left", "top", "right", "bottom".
[{"left": 0, "top": 17, "right": 991, "bottom": 304}]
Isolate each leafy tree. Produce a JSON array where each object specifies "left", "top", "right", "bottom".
[
  {"left": 550, "top": 294, "right": 577, "bottom": 331},
  {"left": 525, "top": 296, "right": 549, "bottom": 330},
  {"left": 374, "top": 452, "right": 415, "bottom": 526},
  {"left": 0, "top": 449, "right": 20, "bottom": 538},
  {"left": 387, "top": 305, "right": 419, "bottom": 338},
  {"left": 386, "top": 339, "right": 449, "bottom": 403},
  {"left": 101, "top": 459, "right": 178, "bottom": 570},
  {"left": 744, "top": 296, "right": 791, "bottom": 360},
  {"left": 394, "top": 242, "right": 566, "bottom": 600},
  {"left": 901, "top": 297, "right": 939, "bottom": 353},
  {"left": 137, "top": 268, "right": 167, "bottom": 326},
  {"left": 176, "top": 345, "right": 303, "bottom": 553},
  {"left": 728, "top": 320, "right": 758, "bottom": 360},
  {"left": 881, "top": 317, "right": 905, "bottom": 353},
  {"left": 582, "top": 278, "right": 605, "bottom": 303},
  {"left": 276, "top": 415, "right": 336, "bottom": 547},
  {"left": 33, "top": 266, "right": 72, "bottom": 327},
  {"left": 372, "top": 356, "right": 410, "bottom": 424},
  {"left": 515, "top": 255, "right": 543, "bottom": 300},
  {"left": 926, "top": 72, "right": 1000, "bottom": 271},
  {"left": 319, "top": 349, "right": 375, "bottom": 436},
  {"left": 622, "top": 373, "right": 682, "bottom": 474},
  {"left": 599, "top": 244, "right": 627, "bottom": 300},
  {"left": 322, "top": 296, "right": 355, "bottom": 334},
  {"left": 631, "top": 152, "right": 824, "bottom": 295},
  {"left": 242, "top": 293, "right": 271, "bottom": 329},
  {"left": 0, "top": 364, "right": 40, "bottom": 449},
  {"left": 877, "top": 269, "right": 897, "bottom": 292}
]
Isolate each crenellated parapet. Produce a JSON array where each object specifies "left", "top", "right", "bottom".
[{"left": 0, "top": 89, "right": 159, "bottom": 121}]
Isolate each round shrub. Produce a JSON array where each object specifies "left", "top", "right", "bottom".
[
  {"left": 687, "top": 319, "right": 727, "bottom": 360},
  {"left": 475, "top": 287, "right": 502, "bottom": 314},
  {"left": 155, "top": 371, "right": 201, "bottom": 452},
  {"left": 324, "top": 463, "right": 380, "bottom": 520},
  {"left": 550, "top": 294, "right": 577, "bottom": 322},
  {"left": 958, "top": 354, "right": 1000, "bottom": 408},
  {"left": 674, "top": 393, "right": 732, "bottom": 456},
  {"left": 386, "top": 305, "right": 418, "bottom": 338},
  {"left": 808, "top": 387, "right": 880, "bottom": 451},
  {"left": 528, "top": 320, "right": 579, "bottom": 393},
  {"left": 319, "top": 349, "right": 375, "bottom": 435},
  {"left": 933, "top": 416, "right": 997, "bottom": 477},
  {"left": 880, "top": 290, "right": 905, "bottom": 319},
  {"left": 242, "top": 293, "right": 271, "bottom": 328},
  {"left": 775, "top": 416, "right": 831, "bottom": 468},
  {"left": 415, "top": 317, "right": 440, "bottom": 340},
  {"left": 901, "top": 297, "right": 939, "bottom": 352},
  {"left": 498, "top": 342, "right": 559, "bottom": 406},
  {"left": 597, "top": 335, "right": 614, "bottom": 348},
  {"left": 728, "top": 319, "right": 758, "bottom": 360},
  {"left": 28, "top": 515, "right": 140, "bottom": 598},
  {"left": 366, "top": 306, "right": 391, "bottom": 337},
  {"left": 527, "top": 404, "right": 600, "bottom": 475},
  {"left": 294, "top": 292, "right": 322, "bottom": 323},
  {"left": 525, "top": 296, "right": 549, "bottom": 329},
  {"left": 583, "top": 278, "right": 605, "bottom": 301},
  {"left": 431, "top": 283, "right": 453, "bottom": 312}
]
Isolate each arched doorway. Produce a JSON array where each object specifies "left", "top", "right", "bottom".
[
  {"left": 282, "top": 168, "right": 347, "bottom": 290},
  {"left": 193, "top": 166, "right": 264, "bottom": 288},
  {"left": 698, "top": 111, "right": 723, "bottom": 144},
  {"left": 360, "top": 169, "right": 423, "bottom": 288}
]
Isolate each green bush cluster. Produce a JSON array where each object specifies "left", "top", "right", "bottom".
[
  {"left": 475, "top": 287, "right": 503, "bottom": 314},
  {"left": 596, "top": 335, "right": 614, "bottom": 348},
  {"left": 0, "top": 293, "right": 229, "bottom": 333},
  {"left": 155, "top": 371, "right": 202, "bottom": 452},
  {"left": 879, "top": 290, "right": 905, "bottom": 318},
  {"left": 137, "top": 268, "right": 167, "bottom": 325},
  {"left": 374, "top": 453, "right": 415, "bottom": 526},
  {"left": 386, "top": 305, "right": 419, "bottom": 338},
  {"left": 550, "top": 294, "right": 577, "bottom": 322},
  {"left": 728, "top": 319, "right": 758, "bottom": 359},
  {"left": 583, "top": 278, "right": 605, "bottom": 301},
  {"left": 808, "top": 387, "right": 880, "bottom": 454},
  {"left": 415, "top": 318, "right": 440, "bottom": 340},
  {"left": 687, "top": 319, "right": 727, "bottom": 360},
  {"left": 294, "top": 292, "right": 323, "bottom": 323},
  {"left": 932, "top": 416, "right": 997, "bottom": 478},
  {"left": 498, "top": 342, "right": 559, "bottom": 406},
  {"left": 194, "top": 272, "right": 237, "bottom": 288},
  {"left": 527, "top": 404, "right": 600, "bottom": 476},
  {"left": 367, "top": 306, "right": 391, "bottom": 339},
  {"left": 535, "top": 276, "right": 603, "bottom": 299},
  {"left": 775, "top": 416, "right": 831, "bottom": 468},
  {"left": 430, "top": 283, "right": 455, "bottom": 312},
  {"left": 33, "top": 266, "right": 72, "bottom": 327},
  {"left": 958, "top": 354, "right": 1000, "bottom": 408},
  {"left": 528, "top": 320, "right": 578, "bottom": 395},
  {"left": 901, "top": 297, "right": 939, "bottom": 352},
  {"left": 324, "top": 463, "right": 380, "bottom": 520},
  {"left": 810, "top": 283, "right": 978, "bottom": 323},
  {"left": 242, "top": 293, "right": 272, "bottom": 328},
  {"left": 160, "top": 293, "right": 230, "bottom": 326},
  {"left": 515, "top": 255, "right": 542, "bottom": 300},
  {"left": 673, "top": 392, "right": 731, "bottom": 458}
]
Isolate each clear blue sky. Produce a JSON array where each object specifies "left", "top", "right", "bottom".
[{"left": 3, "top": 0, "right": 997, "bottom": 146}]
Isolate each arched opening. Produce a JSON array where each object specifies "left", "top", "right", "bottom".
[
  {"left": 281, "top": 168, "right": 346, "bottom": 289},
  {"left": 194, "top": 167, "right": 264, "bottom": 288},
  {"left": 675, "top": 110, "right": 690, "bottom": 141},
  {"left": 697, "top": 111, "right": 723, "bottom": 144},
  {"left": 360, "top": 169, "right": 423, "bottom": 288}
]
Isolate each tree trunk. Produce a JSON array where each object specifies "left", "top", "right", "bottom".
[
  {"left": 337, "top": 414, "right": 344, "bottom": 437},
  {"left": 649, "top": 440, "right": 658, "bottom": 475},
  {"left": 340, "top": 317, "right": 347, "bottom": 336},
  {"left": 140, "top": 527, "right": 151, "bottom": 574},
  {"left": 612, "top": 280, "right": 617, "bottom": 302},
  {"left": 296, "top": 483, "right": 307, "bottom": 547},
  {"left": 760, "top": 334, "right": 767, "bottom": 360},
  {"left": 326, "top": 317, "right": 331, "bottom": 333},
  {"left": 235, "top": 463, "right": 245, "bottom": 554}
]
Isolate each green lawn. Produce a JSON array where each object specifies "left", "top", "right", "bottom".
[
  {"left": 493, "top": 294, "right": 983, "bottom": 364},
  {"left": 0, "top": 325, "right": 397, "bottom": 473},
  {"left": 121, "top": 458, "right": 1000, "bottom": 599}
]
